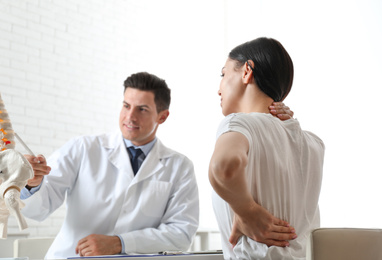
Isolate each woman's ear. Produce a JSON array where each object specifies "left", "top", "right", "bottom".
[{"left": 243, "top": 60, "right": 255, "bottom": 84}]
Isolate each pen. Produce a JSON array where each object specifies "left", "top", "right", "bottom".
[
  {"left": 189, "top": 250, "right": 223, "bottom": 254},
  {"left": 158, "top": 251, "right": 187, "bottom": 255},
  {"left": 14, "top": 132, "right": 40, "bottom": 163},
  {"left": 14, "top": 132, "right": 35, "bottom": 156}
]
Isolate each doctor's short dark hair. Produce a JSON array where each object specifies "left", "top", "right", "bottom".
[
  {"left": 229, "top": 37, "right": 294, "bottom": 102},
  {"left": 123, "top": 72, "right": 171, "bottom": 112}
]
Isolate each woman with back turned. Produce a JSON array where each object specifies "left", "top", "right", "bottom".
[{"left": 209, "top": 37, "right": 325, "bottom": 259}]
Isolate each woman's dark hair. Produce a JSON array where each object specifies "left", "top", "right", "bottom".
[
  {"left": 229, "top": 37, "right": 294, "bottom": 102},
  {"left": 123, "top": 72, "right": 171, "bottom": 112}
]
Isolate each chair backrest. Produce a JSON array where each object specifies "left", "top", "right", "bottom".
[
  {"left": 13, "top": 237, "right": 55, "bottom": 260},
  {"left": 307, "top": 228, "right": 382, "bottom": 260}
]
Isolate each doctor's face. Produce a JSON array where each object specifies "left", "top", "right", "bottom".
[{"left": 119, "top": 88, "right": 169, "bottom": 146}]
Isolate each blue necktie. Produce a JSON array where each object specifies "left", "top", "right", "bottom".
[{"left": 128, "top": 147, "right": 143, "bottom": 175}]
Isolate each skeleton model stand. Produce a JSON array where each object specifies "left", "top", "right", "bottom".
[{"left": 0, "top": 93, "right": 33, "bottom": 238}]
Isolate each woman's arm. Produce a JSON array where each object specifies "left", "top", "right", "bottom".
[{"left": 209, "top": 131, "right": 296, "bottom": 247}]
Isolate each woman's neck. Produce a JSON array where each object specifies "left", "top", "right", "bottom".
[{"left": 241, "top": 83, "right": 274, "bottom": 113}]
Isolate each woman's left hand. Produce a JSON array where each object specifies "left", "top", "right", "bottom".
[
  {"left": 229, "top": 205, "right": 297, "bottom": 248},
  {"left": 269, "top": 102, "right": 294, "bottom": 120}
]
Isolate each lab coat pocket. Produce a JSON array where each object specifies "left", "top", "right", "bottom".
[{"left": 140, "top": 181, "right": 172, "bottom": 217}]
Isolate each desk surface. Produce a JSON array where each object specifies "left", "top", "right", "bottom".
[{"left": 51, "top": 254, "right": 224, "bottom": 260}]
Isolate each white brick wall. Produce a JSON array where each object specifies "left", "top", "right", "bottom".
[
  {"left": 1, "top": 0, "right": 225, "bottom": 243},
  {"left": 1, "top": 0, "right": 136, "bottom": 237}
]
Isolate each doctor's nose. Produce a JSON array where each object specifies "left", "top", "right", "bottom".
[{"left": 125, "top": 108, "right": 138, "bottom": 122}]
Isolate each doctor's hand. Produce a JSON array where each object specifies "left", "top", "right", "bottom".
[
  {"left": 24, "top": 154, "right": 51, "bottom": 188},
  {"left": 269, "top": 102, "right": 294, "bottom": 121},
  {"left": 76, "top": 234, "right": 122, "bottom": 256},
  {"left": 229, "top": 203, "right": 297, "bottom": 248}
]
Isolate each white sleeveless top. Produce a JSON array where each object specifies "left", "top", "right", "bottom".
[{"left": 212, "top": 113, "right": 325, "bottom": 260}]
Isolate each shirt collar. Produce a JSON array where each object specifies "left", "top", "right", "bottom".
[{"left": 123, "top": 137, "right": 157, "bottom": 157}]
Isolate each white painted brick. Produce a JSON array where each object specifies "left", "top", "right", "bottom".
[
  {"left": 25, "top": 72, "right": 42, "bottom": 84},
  {"left": 0, "top": 74, "right": 11, "bottom": 85},
  {"left": 52, "top": 217, "right": 65, "bottom": 228},
  {"left": 11, "top": 5, "right": 40, "bottom": 23},
  {"left": 6, "top": 0, "right": 27, "bottom": 9},
  {"left": 33, "top": 2, "right": 59, "bottom": 20},
  {"left": 56, "top": 9, "right": 91, "bottom": 25},
  {"left": 50, "top": 69, "right": 72, "bottom": 82},
  {"left": 11, "top": 41, "right": 40, "bottom": 57},
  {"left": 53, "top": 45, "right": 76, "bottom": 60},
  {"left": 10, "top": 115, "right": 38, "bottom": 128},
  {"left": 1, "top": 29, "right": 26, "bottom": 44},
  {"left": 40, "top": 50, "right": 67, "bottom": 64},
  {"left": 27, "top": 89, "right": 54, "bottom": 103},
  {"left": 0, "top": 20, "right": 12, "bottom": 32},
  {"left": 66, "top": 90, "right": 85, "bottom": 102},
  {"left": 26, "top": 226, "right": 38, "bottom": 236},
  {"left": 66, "top": 23, "right": 86, "bottom": 37},
  {"left": 54, "top": 131, "right": 77, "bottom": 143},
  {"left": 0, "top": 48, "right": 28, "bottom": 63},
  {"left": 12, "top": 24, "right": 41, "bottom": 40},
  {"left": 42, "top": 86, "right": 68, "bottom": 98},
  {"left": 0, "top": 65, "right": 27, "bottom": 80},
  {"left": 30, "top": 57, "right": 56, "bottom": 74},
  {"left": 40, "top": 76, "right": 55, "bottom": 87},
  {"left": 40, "top": 16, "right": 66, "bottom": 32},
  {"left": 17, "top": 133, "right": 41, "bottom": 147},
  {"left": 38, "top": 118, "right": 61, "bottom": 129},
  {"left": 27, "top": 217, "right": 52, "bottom": 228},
  {"left": 55, "top": 112, "right": 81, "bottom": 125},
  {"left": 36, "top": 226, "right": 61, "bottom": 237},
  {"left": 0, "top": 12, "right": 27, "bottom": 27},
  {"left": 25, "top": 107, "right": 55, "bottom": 121},
  {"left": 0, "top": 38, "right": 10, "bottom": 48},
  {"left": 55, "top": 96, "right": 79, "bottom": 109},
  {"left": 26, "top": 0, "right": 39, "bottom": 7},
  {"left": 11, "top": 60, "right": 40, "bottom": 75},
  {"left": 0, "top": 2, "right": 10, "bottom": 12},
  {"left": 41, "top": 33, "right": 69, "bottom": 49},
  {"left": 53, "top": 0, "right": 79, "bottom": 12},
  {"left": 1, "top": 86, "right": 26, "bottom": 97},
  {"left": 30, "top": 145, "right": 54, "bottom": 156},
  {"left": 11, "top": 78, "right": 41, "bottom": 91},
  {"left": 25, "top": 126, "right": 54, "bottom": 139},
  {"left": 26, "top": 32, "right": 55, "bottom": 50}
]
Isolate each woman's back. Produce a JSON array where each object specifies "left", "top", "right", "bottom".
[{"left": 213, "top": 113, "right": 325, "bottom": 259}]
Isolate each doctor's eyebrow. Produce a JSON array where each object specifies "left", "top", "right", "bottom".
[{"left": 123, "top": 101, "right": 150, "bottom": 110}]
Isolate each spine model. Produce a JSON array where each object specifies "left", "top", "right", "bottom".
[
  {"left": 0, "top": 93, "right": 15, "bottom": 151},
  {"left": 0, "top": 93, "right": 33, "bottom": 238}
]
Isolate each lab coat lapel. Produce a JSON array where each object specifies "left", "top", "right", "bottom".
[
  {"left": 131, "top": 139, "right": 172, "bottom": 185},
  {"left": 101, "top": 132, "right": 134, "bottom": 183}
]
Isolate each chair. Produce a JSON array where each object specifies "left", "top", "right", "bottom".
[
  {"left": 13, "top": 237, "right": 55, "bottom": 260},
  {"left": 306, "top": 228, "right": 382, "bottom": 260}
]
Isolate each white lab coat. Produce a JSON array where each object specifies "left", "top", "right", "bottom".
[{"left": 22, "top": 132, "right": 199, "bottom": 259}]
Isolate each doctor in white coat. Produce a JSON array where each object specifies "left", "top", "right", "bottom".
[{"left": 21, "top": 72, "right": 199, "bottom": 259}]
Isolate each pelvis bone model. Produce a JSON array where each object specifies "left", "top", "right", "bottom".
[{"left": 0, "top": 93, "right": 33, "bottom": 238}]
